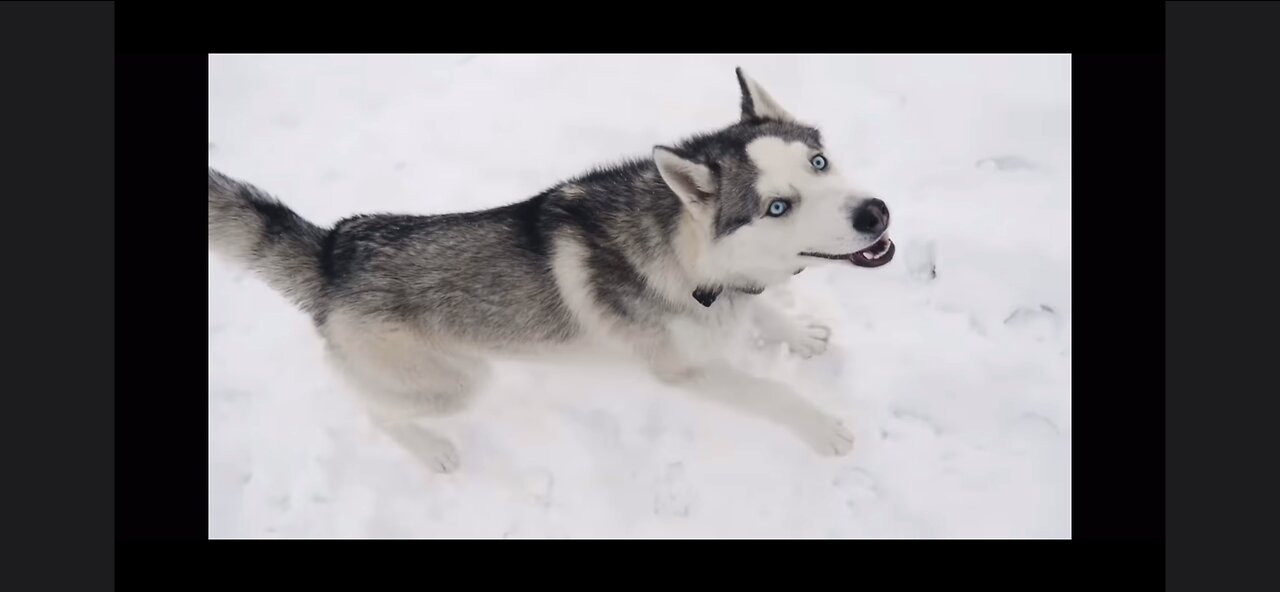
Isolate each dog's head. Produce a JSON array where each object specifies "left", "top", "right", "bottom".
[{"left": 654, "top": 68, "right": 893, "bottom": 288}]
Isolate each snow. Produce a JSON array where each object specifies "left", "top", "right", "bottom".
[{"left": 208, "top": 54, "right": 1071, "bottom": 538}]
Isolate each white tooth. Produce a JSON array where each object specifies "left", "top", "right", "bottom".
[{"left": 863, "top": 252, "right": 874, "bottom": 259}]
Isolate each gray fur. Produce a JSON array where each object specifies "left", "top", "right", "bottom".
[
  {"left": 209, "top": 114, "right": 821, "bottom": 343},
  {"left": 208, "top": 168, "right": 328, "bottom": 314},
  {"left": 319, "top": 202, "right": 578, "bottom": 345},
  {"left": 208, "top": 67, "right": 891, "bottom": 472}
]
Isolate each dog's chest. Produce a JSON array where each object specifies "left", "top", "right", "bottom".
[{"left": 666, "top": 295, "right": 753, "bottom": 361}]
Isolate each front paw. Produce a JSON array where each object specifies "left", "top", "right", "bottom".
[
  {"left": 794, "top": 413, "right": 855, "bottom": 456},
  {"left": 784, "top": 319, "right": 831, "bottom": 358}
]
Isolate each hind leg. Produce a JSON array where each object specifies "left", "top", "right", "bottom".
[
  {"left": 340, "top": 350, "right": 487, "bottom": 474},
  {"left": 323, "top": 316, "right": 489, "bottom": 473},
  {"left": 371, "top": 415, "right": 462, "bottom": 474}
]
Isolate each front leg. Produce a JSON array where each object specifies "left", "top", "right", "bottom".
[
  {"left": 751, "top": 300, "right": 831, "bottom": 358},
  {"left": 648, "top": 351, "right": 854, "bottom": 456}
]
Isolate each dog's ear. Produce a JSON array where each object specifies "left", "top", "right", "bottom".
[
  {"left": 653, "top": 146, "right": 716, "bottom": 208},
  {"left": 735, "top": 67, "right": 795, "bottom": 123}
]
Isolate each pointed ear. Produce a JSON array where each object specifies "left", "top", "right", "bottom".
[
  {"left": 735, "top": 67, "right": 795, "bottom": 123},
  {"left": 653, "top": 146, "right": 716, "bottom": 207}
]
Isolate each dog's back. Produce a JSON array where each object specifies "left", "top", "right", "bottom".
[
  {"left": 209, "top": 168, "right": 580, "bottom": 348},
  {"left": 320, "top": 196, "right": 579, "bottom": 346}
]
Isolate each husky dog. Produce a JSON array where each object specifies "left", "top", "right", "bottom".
[{"left": 209, "top": 68, "right": 894, "bottom": 473}]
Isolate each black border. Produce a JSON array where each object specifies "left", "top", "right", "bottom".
[
  {"left": 1071, "top": 49, "right": 1164, "bottom": 540},
  {"left": 2, "top": 1, "right": 116, "bottom": 590},
  {"left": 117, "top": 50, "right": 208, "bottom": 541},
  {"left": 1166, "top": 2, "right": 1280, "bottom": 591}
]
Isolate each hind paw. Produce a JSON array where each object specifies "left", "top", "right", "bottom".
[
  {"left": 421, "top": 438, "right": 461, "bottom": 474},
  {"left": 379, "top": 422, "right": 461, "bottom": 474}
]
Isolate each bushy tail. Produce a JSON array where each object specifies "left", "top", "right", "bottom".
[{"left": 208, "top": 167, "right": 328, "bottom": 312}]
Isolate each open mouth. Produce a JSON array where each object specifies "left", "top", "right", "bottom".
[{"left": 800, "top": 234, "right": 895, "bottom": 268}]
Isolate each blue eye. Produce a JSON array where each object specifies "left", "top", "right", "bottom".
[
  {"left": 811, "top": 154, "right": 827, "bottom": 170},
  {"left": 767, "top": 199, "right": 792, "bottom": 217}
]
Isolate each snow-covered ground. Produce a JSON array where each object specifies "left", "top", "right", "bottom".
[{"left": 208, "top": 54, "right": 1071, "bottom": 538}]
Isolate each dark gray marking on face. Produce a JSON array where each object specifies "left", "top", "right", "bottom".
[{"left": 663, "top": 121, "right": 823, "bottom": 239}]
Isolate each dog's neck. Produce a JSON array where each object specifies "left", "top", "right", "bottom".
[
  {"left": 660, "top": 213, "right": 759, "bottom": 307},
  {"left": 667, "top": 210, "right": 791, "bottom": 307},
  {"left": 633, "top": 204, "right": 796, "bottom": 308}
]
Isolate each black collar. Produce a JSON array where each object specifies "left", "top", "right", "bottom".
[
  {"left": 691, "top": 283, "right": 765, "bottom": 307},
  {"left": 690, "top": 268, "right": 805, "bottom": 307}
]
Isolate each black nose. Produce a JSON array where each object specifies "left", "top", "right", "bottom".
[{"left": 852, "top": 198, "right": 889, "bottom": 234}]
